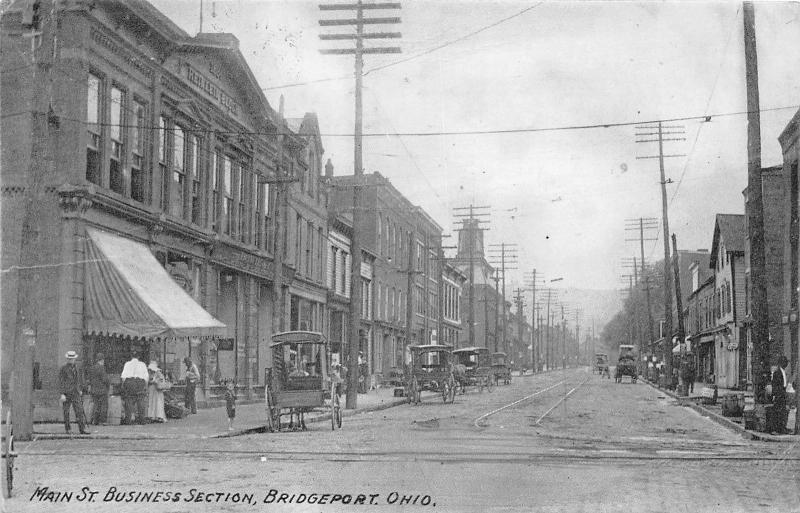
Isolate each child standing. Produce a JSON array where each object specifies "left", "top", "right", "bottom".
[{"left": 224, "top": 380, "right": 236, "bottom": 431}]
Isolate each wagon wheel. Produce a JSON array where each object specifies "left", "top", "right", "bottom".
[
  {"left": 447, "top": 377, "right": 456, "bottom": 403},
  {"left": 4, "top": 411, "right": 14, "bottom": 498},
  {"left": 486, "top": 375, "right": 494, "bottom": 393},
  {"left": 330, "top": 382, "right": 342, "bottom": 430}
]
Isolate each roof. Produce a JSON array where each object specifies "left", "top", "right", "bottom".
[
  {"left": 410, "top": 344, "right": 453, "bottom": 352},
  {"left": 710, "top": 214, "right": 746, "bottom": 268},
  {"left": 453, "top": 346, "right": 491, "bottom": 354},
  {"left": 271, "top": 331, "right": 326, "bottom": 346},
  {"left": 83, "top": 228, "right": 226, "bottom": 339}
]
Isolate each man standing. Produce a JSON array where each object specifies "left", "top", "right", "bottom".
[
  {"left": 183, "top": 357, "right": 199, "bottom": 414},
  {"left": 769, "top": 356, "right": 790, "bottom": 435},
  {"left": 120, "top": 351, "right": 149, "bottom": 425},
  {"left": 58, "top": 351, "right": 88, "bottom": 434},
  {"left": 87, "top": 353, "right": 110, "bottom": 425}
]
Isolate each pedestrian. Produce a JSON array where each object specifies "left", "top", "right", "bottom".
[
  {"left": 146, "top": 361, "right": 167, "bottom": 423},
  {"left": 87, "top": 352, "right": 110, "bottom": 425},
  {"left": 767, "top": 355, "right": 790, "bottom": 435},
  {"left": 685, "top": 363, "right": 696, "bottom": 394},
  {"left": 120, "top": 351, "right": 149, "bottom": 425},
  {"left": 224, "top": 380, "right": 237, "bottom": 431},
  {"left": 183, "top": 357, "right": 200, "bottom": 414},
  {"left": 58, "top": 351, "right": 89, "bottom": 434}
]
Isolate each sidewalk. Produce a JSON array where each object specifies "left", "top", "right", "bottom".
[
  {"left": 30, "top": 386, "right": 413, "bottom": 441},
  {"left": 642, "top": 378, "right": 797, "bottom": 441}
]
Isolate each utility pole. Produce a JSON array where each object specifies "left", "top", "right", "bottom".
[
  {"left": 492, "top": 274, "right": 501, "bottom": 352},
  {"left": 405, "top": 231, "right": 415, "bottom": 349},
  {"left": 672, "top": 233, "right": 687, "bottom": 394},
  {"left": 636, "top": 122, "right": 686, "bottom": 381},
  {"left": 575, "top": 309, "right": 582, "bottom": 367},
  {"left": 513, "top": 288, "right": 526, "bottom": 368},
  {"left": 488, "top": 243, "right": 518, "bottom": 354},
  {"left": 12, "top": 2, "right": 49, "bottom": 441},
  {"left": 743, "top": 1, "right": 770, "bottom": 404},
  {"left": 453, "top": 205, "right": 491, "bottom": 348},
  {"left": 626, "top": 217, "right": 658, "bottom": 368},
  {"left": 525, "top": 269, "right": 545, "bottom": 374},
  {"left": 319, "top": 0, "right": 401, "bottom": 409},
  {"left": 545, "top": 290, "right": 552, "bottom": 370},
  {"left": 561, "top": 304, "right": 567, "bottom": 369}
]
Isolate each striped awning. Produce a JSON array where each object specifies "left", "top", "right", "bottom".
[{"left": 84, "top": 228, "right": 226, "bottom": 339}]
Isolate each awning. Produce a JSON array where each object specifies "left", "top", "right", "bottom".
[{"left": 84, "top": 228, "right": 226, "bottom": 339}]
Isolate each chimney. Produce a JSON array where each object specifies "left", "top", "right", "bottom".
[{"left": 325, "top": 159, "right": 334, "bottom": 178}]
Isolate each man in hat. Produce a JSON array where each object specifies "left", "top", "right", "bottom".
[
  {"left": 120, "top": 351, "right": 149, "bottom": 424},
  {"left": 183, "top": 357, "right": 200, "bottom": 414},
  {"left": 88, "top": 353, "right": 110, "bottom": 425},
  {"left": 58, "top": 351, "right": 88, "bottom": 434}
]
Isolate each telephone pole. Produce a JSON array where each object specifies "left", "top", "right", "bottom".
[
  {"left": 636, "top": 122, "right": 686, "bottom": 381},
  {"left": 453, "top": 205, "right": 491, "bottom": 348},
  {"left": 525, "top": 269, "right": 545, "bottom": 374},
  {"left": 319, "top": 0, "right": 402, "bottom": 409},
  {"left": 513, "top": 288, "right": 526, "bottom": 368},
  {"left": 626, "top": 217, "right": 659, "bottom": 359},
  {"left": 488, "top": 243, "right": 518, "bottom": 354},
  {"left": 743, "top": 1, "right": 770, "bottom": 404}
]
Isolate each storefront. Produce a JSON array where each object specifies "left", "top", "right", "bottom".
[{"left": 82, "top": 227, "right": 226, "bottom": 392}]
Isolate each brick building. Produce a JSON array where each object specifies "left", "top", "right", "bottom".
[
  {"left": 1, "top": 1, "right": 325, "bottom": 414},
  {"left": 328, "top": 172, "right": 443, "bottom": 378},
  {"left": 779, "top": 107, "right": 800, "bottom": 379}
]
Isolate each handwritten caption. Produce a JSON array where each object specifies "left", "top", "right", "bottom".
[{"left": 30, "top": 487, "right": 437, "bottom": 508}]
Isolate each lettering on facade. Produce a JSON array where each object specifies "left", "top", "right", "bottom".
[
  {"left": 185, "top": 63, "right": 239, "bottom": 117},
  {"left": 90, "top": 29, "right": 153, "bottom": 79},
  {"left": 213, "top": 245, "right": 272, "bottom": 278}
]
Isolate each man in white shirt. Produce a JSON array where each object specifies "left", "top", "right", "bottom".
[{"left": 121, "top": 352, "right": 149, "bottom": 425}]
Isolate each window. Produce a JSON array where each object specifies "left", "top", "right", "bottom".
[
  {"left": 109, "top": 86, "right": 125, "bottom": 194},
  {"left": 191, "top": 136, "right": 202, "bottom": 224},
  {"left": 159, "top": 116, "right": 169, "bottom": 209},
  {"left": 377, "top": 215, "right": 382, "bottom": 256},
  {"left": 317, "top": 227, "right": 324, "bottom": 282},
  {"left": 255, "top": 180, "right": 264, "bottom": 248},
  {"left": 238, "top": 165, "right": 247, "bottom": 242},
  {"left": 211, "top": 151, "right": 219, "bottom": 230},
  {"left": 306, "top": 221, "right": 313, "bottom": 276},
  {"left": 170, "top": 126, "right": 186, "bottom": 218},
  {"left": 295, "top": 214, "right": 302, "bottom": 269},
  {"left": 86, "top": 74, "right": 101, "bottom": 185},
  {"left": 223, "top": 156, "right": 233, "bottom": 235},
  {"left": 131, "top": 100, "right": 145, "bottom": 202}
]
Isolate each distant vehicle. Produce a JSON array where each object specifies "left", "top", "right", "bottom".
[
  {"left": 594, "top": 353, "right": 610, "bottom": 378},
  {"left": 405, "top": 344, "right": 457, "bottom": 404},
  {"left": 615, "top": 344, "right": 638, "bottom": 383},
  {"left": 452, "top": 347, "right": 494, "bottom": 393},
  {"left": 491, "top": 352, "right": 512, "bottom": 385}
]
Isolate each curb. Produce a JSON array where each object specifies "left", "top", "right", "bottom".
[{"left": 640, "top": 378, "right": 794, "bottom": 442}]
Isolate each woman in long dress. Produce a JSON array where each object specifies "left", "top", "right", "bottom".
[{"left": 146, "top": 361, "right": 167, "bottom": 423}]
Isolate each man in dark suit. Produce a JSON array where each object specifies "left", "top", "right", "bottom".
[
  {"left": 88, "top": 353, "right": 110, "bottom": 425},
  {"left": 769, "top": 355, "right": 790, "bottom": 435},
  {"left": 58, "top": 350, "right": 88, "bottom": 434}
]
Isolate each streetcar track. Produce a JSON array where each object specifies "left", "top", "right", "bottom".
[
  {"left": 533, "top": 376, "right": 590, "bottom": 424},
  {"left": 13, "top": 447, "right": 798, "bottom": 463},
  {"left": 473, "top": 380, "right": 565, "bottom": 428}
]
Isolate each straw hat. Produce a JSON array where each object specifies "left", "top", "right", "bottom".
[
  {"left": 65, "top": 351, "right": 78, "bottom": 360},
  {"left": 148, "top": 361, "right": 160, "bottom": 372}
]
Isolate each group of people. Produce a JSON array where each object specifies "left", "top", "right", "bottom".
[{"left": 58, "top": 349, "right": 203, "bottom": 433}]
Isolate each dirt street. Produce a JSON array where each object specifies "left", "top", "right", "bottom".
[{"left": 5, "top": 368, "right": 799, "bottom": 513}]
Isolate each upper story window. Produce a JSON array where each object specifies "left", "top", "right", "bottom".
[
  {"left": 86, "top": 74, "right": 102, "bottom": 185},
  {"left": 223, "top": 157, "right": 233, "bottom": 236},
  {"left": 238, "top": 165, "right": 248, "bottom": 243},
  {"left": 170, "top": 126, "right": 186, "bottom": 219},
  {"left": 130, "top": 100, "right": 146, "bottom": 202},
  {"left": 211, "top": 151, "right": 219, "bottom": 231},
  {"left": 191, "top": 136, "right": 202, "bottom": 225},
  {"left": 109, "top": 86, "right": 125, "bottom": 195},
  {"left": 158, "top": 116, "right": 169, "bottom": 209}
]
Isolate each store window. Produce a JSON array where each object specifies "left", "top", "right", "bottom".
[{"left": 86, "top": 73, "right": 102, "bottom": 185}]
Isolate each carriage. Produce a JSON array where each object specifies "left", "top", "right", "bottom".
[
  {"left": 405, "top": 344, "right": 457, "bottom": 404},
  {"left": 264, "top": 331, "right": 342, "bottom": 431},
  {"left": 615, "top": 344, "right": 638, "bottom": 383},
  {"left": 491, "top": 352, "right": 512, "bottom": 385},
  {"left": 452, "top": 347, "right": 494, "bottom": 393},
  {"left": 594, "top": 353, "right": 610, "bottom": 378}
]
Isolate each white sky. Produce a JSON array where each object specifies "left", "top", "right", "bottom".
[{"left": 151, "top": 0, "right": 800, "bottom": 292}]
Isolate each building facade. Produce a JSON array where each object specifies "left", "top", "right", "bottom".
[
  {"left": 1, "top": 1, "right": 325, "bottom": 415},
  {"left": 779, "top": 109, "right": 800, "bottom": 382}
]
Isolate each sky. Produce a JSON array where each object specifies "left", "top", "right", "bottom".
[{"left": 151, "top": 0, "right": 800, "bottom": 294}]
